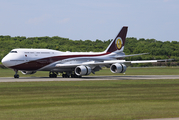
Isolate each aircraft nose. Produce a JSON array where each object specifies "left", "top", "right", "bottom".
[{"left": 1, "top": 56, "right": 9, "bottom": 67}]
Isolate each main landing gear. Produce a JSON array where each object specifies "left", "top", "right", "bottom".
[
  {"left": 62, "top": 73, "right": 81, "bottom": 78},
  {"left": 14, "top": 70, "right": 19, "bottom": 78},
  {"left": 70, "top": 74, "right": 81, "bottom": 78},
  {"left": 49, "top": 72, "right": 58, "bottom": 78},
  {"left": 49, "top": 72, "right": 81, "bottom": 78},
  {"left": 62, "top": 74, "right": 70, "bottom": 78}
]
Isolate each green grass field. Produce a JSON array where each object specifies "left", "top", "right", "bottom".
[
  {"left": 0, "top": 67, "right": 179, "bottom": 77},
  {"left": 0, "top": 80, "right": 179, "bottom": 120},
  {"left": 0, "top": 67, "right": 179, "bottom": 120}
]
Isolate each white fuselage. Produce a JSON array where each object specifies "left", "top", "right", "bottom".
[{"left": 2, "top": 48, "right": 124, "bottom": 72}]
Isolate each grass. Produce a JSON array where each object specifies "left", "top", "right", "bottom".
[
  {"left": 0, "top": 68, "right": 49, "bottom": 77},
  {"left": 0, "top": 80, "right": 179, "bottom": 120},
  {"left": 0, "top": 67, "right": 179, "bottom": 77},
  {"left": 94, "top": 66, "right": 179, "bottom": 75},
  {"left": 0, "top": 67, "right": 179, "bottom": 119}
]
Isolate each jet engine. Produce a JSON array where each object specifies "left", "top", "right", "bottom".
[
  {"left": 75, "top": 66, "right": 91, "bottom": 76},
  {"left": 21, "top": 71, "right": 37, "bottom": 75},
  {"left": 110, "top": 63, "right": 127, "bottom": 73}
]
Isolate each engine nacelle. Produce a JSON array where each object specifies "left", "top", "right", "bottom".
[
  {"left": 75, "top": 66, "right": 91, "bottom": 76},
  {"left": 110, "top": 63, "right": 127, "bottom": 73},
  {"left": 21, "top": 71, "right": 37, "bottom": 75}
]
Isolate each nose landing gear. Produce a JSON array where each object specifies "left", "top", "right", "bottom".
[{"left": 14, "top": 70, "right": 19, "bottom": 78}]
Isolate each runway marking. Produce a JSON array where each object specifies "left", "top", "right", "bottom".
[{"left": 0, "top": 75, "right": 179, "bottom": 82}]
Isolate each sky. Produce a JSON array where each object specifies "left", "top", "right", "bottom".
[{"left": 0, "top": 0, "right": 179, "bottom": 41}]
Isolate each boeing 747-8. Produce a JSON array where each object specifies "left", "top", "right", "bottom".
[{"left": 2, "top": 26, "right": 160, "bottom": 78}]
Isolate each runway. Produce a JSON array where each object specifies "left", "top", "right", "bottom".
[{"left": 0, "top": 75, "right": 179, "bottom": 82}]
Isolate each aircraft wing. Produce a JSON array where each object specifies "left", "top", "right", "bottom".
[
  {"left": 55, "top": 60, "right": 126, "bottom": 68},
  {"left": 55, "top": 59, "right": 164, "bottom": 68},
  {"left": 114, "top": 53, "right": 149, "bottom": 59},
  {"left": 55, "top": 59, "right": 172, "bottom": 75}
]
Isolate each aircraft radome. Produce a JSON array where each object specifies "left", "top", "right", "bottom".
[{"left": 2, "top": 26, "right": 162, "bottom": 78}]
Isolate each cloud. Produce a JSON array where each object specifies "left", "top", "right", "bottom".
[{"left": 27, "top": 14, "right": 50, "bottom": 25}]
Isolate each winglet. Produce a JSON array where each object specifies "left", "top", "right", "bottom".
[{"left": 105, "top": 26, "right": 128, "bottom": 53}]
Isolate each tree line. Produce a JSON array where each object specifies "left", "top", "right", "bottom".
[{"left": 0, "top": 35, "right": 179, "bottom": 66}]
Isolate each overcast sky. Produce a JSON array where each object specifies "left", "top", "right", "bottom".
[{"left": 0, "top": 0, "right": 178, "bottom": 41}]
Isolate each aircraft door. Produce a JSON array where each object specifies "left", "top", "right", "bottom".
[{"left": 25, "top": 54, "right": 29, "bottom": 62}]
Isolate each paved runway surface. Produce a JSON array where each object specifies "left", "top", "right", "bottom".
[{"left": 0, "top": 75, "right": 179, "bottom": 82}]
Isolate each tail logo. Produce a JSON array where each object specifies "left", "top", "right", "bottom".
[{"left": 116, "top": 37, "right": 123, "bottom": 50}]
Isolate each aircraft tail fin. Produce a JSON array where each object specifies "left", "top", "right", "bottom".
[{"left": 105, "top": 26, "right": 128, "bottom": 53}]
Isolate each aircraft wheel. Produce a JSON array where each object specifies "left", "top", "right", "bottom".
[
  {"left": 54, "top": 74, "right": 57, "bottom": 78},
  {"left": 62, "top": 74, "right": 66, "bottom": 78},
  {"left": 14, "top": 74, "right": 19, "bottom": 78},
  {"left": 49, "top": 72, "right": 57, "bottom": 78},
  {"left": 49, "top": 74, "right": 52, "bottom": 78},
  {"left": 71, "top": 74, "right": 74, "bottom": 78},
  {"left": 74, "top": 74, "right": 81, "bottom": 78},
  {"left": 62, "top": 74, "right": 70, "bottom": 78}
]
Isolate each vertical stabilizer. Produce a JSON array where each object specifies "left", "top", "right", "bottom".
[{"left": 105, "top": 26, "right": 128, "bottom": 53}]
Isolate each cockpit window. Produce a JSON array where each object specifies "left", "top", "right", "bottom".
[{"left": 10, "top": 51, "right": 17, "bottom": 53}]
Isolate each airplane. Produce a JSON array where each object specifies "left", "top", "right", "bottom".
[{"left": 1, "top": 26, "right": 161, "bottom": 78}]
